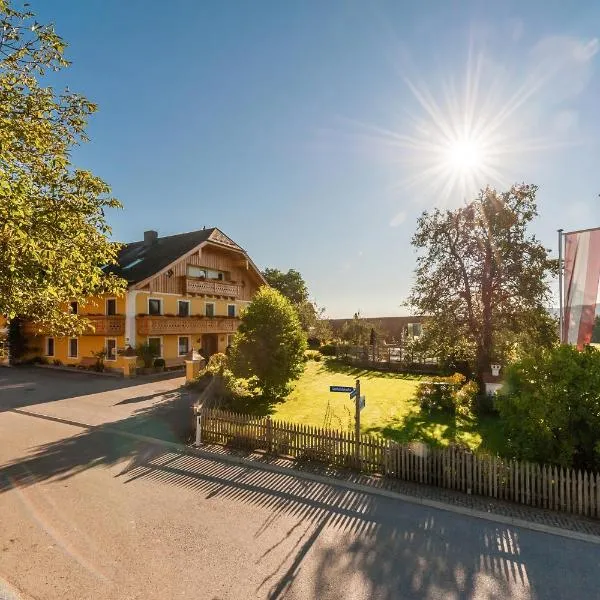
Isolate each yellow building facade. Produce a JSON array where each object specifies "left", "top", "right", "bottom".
[{"left": 23, "top": 228, "right": 265, "bottom": 373}]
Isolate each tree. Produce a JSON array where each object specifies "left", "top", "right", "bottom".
[
  {"left": 0, "top": 1, "right": 125, "bottom": 335},
  {"left": 340, "top": 312, "right": 381, "bottom": 345},
  {"left": 231, "top": 287, "right": 306, "bottom": 399},
  {"left": 262, "top": 268, "right": 308, "bottom": 305},
  {"left": 262, "top": 267, "right": 330, "bottom": 339},
  {"left": 407, "top": 184, "right": 557, "bottom": 385},
  {"left": 497, "top": 345, "right": 600, "bottom": 470},
  {"left": 296, "top": 299, "right": 332, "bottom": 342}
]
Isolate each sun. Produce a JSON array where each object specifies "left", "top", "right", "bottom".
[{"left": 446, "top": 138, "right": 483, "bottom": 171}]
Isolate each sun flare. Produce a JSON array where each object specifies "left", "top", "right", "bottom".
[{"left": 446, "top": 138, "right": 483, "bottom": 171}]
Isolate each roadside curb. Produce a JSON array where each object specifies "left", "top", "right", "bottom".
[
  {"left": 10, "top": 407, "right": 600, "bottom": 546},
  {"left": 108, "top": 427, "right": 600, "bottom": 546}
]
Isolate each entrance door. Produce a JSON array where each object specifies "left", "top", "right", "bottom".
[{"left": 201, "top": 334, "right": 218, "bottom": 358}]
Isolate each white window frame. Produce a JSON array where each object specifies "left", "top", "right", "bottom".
[
  {"left": 148, "top": 297, "right": 162, "bottom": 316},
  {"left": 177, "top": 299, "right": 191, "bottom": 317},
  {"left": 205, "top": 302, "right": 215, "bottom": 317},
  {"left": 45, "top": 337, "right": 55, "bottom": 357},
  {"left": 106, "top": 297, "right": 117, "bottom": 316},
  {"left": 105, "top": 337, "right": 117, "bottom": 361},
  {"left": 147, "top": 336, "right": 163, "bottom": 358},
  {"left": 68, "top": 337, "right": 78, "bottom": 359},
  {"left": 177, "top": 335, "right": 191, "bottom": 357},
  {"left": 227, "top": 304, "right": 236, "bottom": 318}
]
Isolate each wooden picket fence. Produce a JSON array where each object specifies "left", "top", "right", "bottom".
[{"left": 197, "top": 407, "right": 600, "bottom": 519}]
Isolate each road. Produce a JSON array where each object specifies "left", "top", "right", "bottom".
[{"left": 1, "top": 367, "right": 599, "bottom": 599}]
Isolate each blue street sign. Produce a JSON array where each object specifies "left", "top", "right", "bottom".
[
  {"left": 330, "top": 385, "right": 355, "bottom": 393},
  {"left": 349, "top": 388, "right": 357, "bottom": 399},
  {"left": 359, "top": 395, "right": 366, "bottom": 410}
]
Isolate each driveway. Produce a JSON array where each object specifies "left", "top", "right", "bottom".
[{"left": 0, "top": 366, "right": 186, "bottom": 429}]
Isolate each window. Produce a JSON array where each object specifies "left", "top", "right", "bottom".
[
  {"left": 46, "top": 337, "right": 55, "bottom": 357},
  {"left": 106, "top": 338, "right": 117, "bottom": 361},
  {"left": 227, "top": 304, "right": 236, "bottom": 318},
  {"left": 148, "top": 298, "right": 162, "bottom": 315},
  {"left": 148, "top": 337, "right": 162, "bottom": 357},
  {"left": 188, "top": 266, "right": 207, "bottom": 278},
  {"left": 106, "top": 298, "right": 117, "bottom": 316},
  {"left": 227, "top": 334, "right": 235, "bottom": 347},
  {"left": 205, "top": 303, "right": 215, "bottom": 317},
  {"left": 187, "top": 265, "right": 227, "bottom": 280},
  {"left": 70, "top": 301, "right": 78, "bottom": 314},
  {"left": 406, "top": 323, "right": 422, "bottom": 338},
  {"left": 68, "top": 338, "right": 78, "bottom": 358},
  {"left": 178, "top": 336, "right": 190, "bottom": 356},
  {"left": 178, "top": 300, "right": 190, "bottom": 317}
]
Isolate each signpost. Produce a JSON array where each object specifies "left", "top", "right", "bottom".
[
  {"left": 329, "top": 379, "right": 363, "bottom": 466},
  {"left": 354, "top": 379, "right": 361, "bottom": 465}
]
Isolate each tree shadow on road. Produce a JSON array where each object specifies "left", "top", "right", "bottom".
[{"left": 1, "top": 389, "right": 595, "bottom": 599}]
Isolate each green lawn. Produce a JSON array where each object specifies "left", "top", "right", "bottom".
[{"left": 270, "top": 359, "right": 507, "bottom": 455}]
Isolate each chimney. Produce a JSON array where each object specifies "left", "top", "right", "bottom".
[{"left": 144, "top": 230, "right": 158, "bottom": 246}]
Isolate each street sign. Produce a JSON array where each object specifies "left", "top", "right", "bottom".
[
  {"left": 349, "top": 388, "right": 357, "bottom": 399},
  {"left": 359, "top": 395, "right": 366, "bottom": 410},
  {"left": 330, "top": 385, "right": 355, "bottom": 393}
]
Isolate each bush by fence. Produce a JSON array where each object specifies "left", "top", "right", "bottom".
[{"left": 196, "top": 407, "right": 600, "bottom": 519}]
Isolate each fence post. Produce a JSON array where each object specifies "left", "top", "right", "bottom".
[
  {"left": 266, "top": 416, "right": 273, "bottom": 454},
  {"left": 195, "top": 413, "right": 202, "bottom": 446}
]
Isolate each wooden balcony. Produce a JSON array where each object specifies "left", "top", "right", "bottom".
[
  {"left": 23, "top": 315, "right": 125, "bottom": 336},
  {"left": 86, "top": 315, "right": 125, "bottom": 336},
  {"left": 137, "top": 315, "right": 240, "bottom": 336},
  {"left": 185, "top": 277, "right": 240, "bottom": 298}
]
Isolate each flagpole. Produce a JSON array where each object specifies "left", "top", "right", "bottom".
[{"left": 558, "top": 228, "right": 564, "bottom": 343}]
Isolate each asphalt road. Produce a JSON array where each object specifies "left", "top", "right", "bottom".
[{"left": 1, "top": 367, "right": 599, "bottom": 599}]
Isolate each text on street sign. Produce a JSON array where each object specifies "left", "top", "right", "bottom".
[{"left": 330, "top": 385, "right": 355, "bottom": 393}]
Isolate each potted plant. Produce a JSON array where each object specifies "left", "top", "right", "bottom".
[
  {"left": 91, "top": 349, "right": 106, "bottom": 372},
  {"left": 134, "top": 342, "right": 159, "bottom": 374},
  {"left": 153, "top": 357, "right": 166, "bottom": 372}
]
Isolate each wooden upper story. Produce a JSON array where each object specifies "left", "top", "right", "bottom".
[{"left": 107, "top": 227, "right": 265, "bottom": 302}]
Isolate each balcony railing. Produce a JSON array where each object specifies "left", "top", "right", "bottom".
[
  {"left": 185, "top": 278, "right": 240, "bottom": 298},
  {"left": 87, "top": 315, "right": 125, "bottom": 336},
  {"left": 23, "top": 315, "right": 125, "bottom": 336},
  {"left": 136, "top": 315, "right": 240, "bottom": 336}
]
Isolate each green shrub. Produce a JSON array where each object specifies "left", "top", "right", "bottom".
[
  {"left": 497, "top": 345, "right": 600, "bottom": 469},
  {"left": 416, "top": 373, "right": 466, "bottom": 413},
  {"left": 204, "top": 353, "right": 228, "bottom": 375},
  {"left": 319, "top": 344, "right": 337, "bottom": 357},
  {"left": 307, "top": 337, "right": 321, "bottom": 350},
  {"left": 454, "top": 380, "right": 479, "bottom": 417},
  {"left": 52, "top": 359, "right": 63, "bottom": 366},
  {"left": 230, "top": 287, "right": 306, "bottom": 400},
  {"left": 153, "top": 358, "right": 166, "bottom": 368},
  {"left": 135, "top": 342, "right": 159, "bottom": 368},
  {"left": 304, "top": 350, "right": 322, "bottom": 362}
]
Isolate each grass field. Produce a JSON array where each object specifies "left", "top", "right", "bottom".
[{"left": 270, "top": 359, "right": 507, "bottom": 455}]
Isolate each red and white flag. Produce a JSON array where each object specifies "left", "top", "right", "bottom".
[{"left": 563, "top": 227, "right": 600, "bottom": 348}]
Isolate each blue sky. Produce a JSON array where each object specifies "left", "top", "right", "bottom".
[{"left": 36, "top": 1, "right": 600, "bottom": 317}]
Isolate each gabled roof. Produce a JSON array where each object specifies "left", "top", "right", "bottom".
[{"left": 105, "top": 227, "right": 262, "bottom": 286}]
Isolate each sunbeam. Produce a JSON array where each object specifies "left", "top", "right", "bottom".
[{"left": 331, "top": 34, "right": 596, "bottom": 216}]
